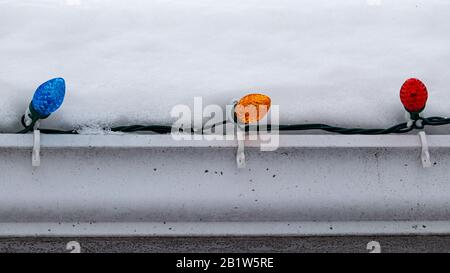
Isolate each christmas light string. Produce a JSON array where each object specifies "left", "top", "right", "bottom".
[{"left": 17, "top": 78, "right": 450, "bottom": 135}]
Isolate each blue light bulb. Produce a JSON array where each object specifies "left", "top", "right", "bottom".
[{"left": 31, "top": 78, "right": 66, "bottom": 118}]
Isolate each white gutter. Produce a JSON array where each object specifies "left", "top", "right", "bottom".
[
  {"left": 0, "top": 133, "right": 449, "bottom": 237},
  {"left": 2, "top": 133, "right": 450, "bottom": 148}
]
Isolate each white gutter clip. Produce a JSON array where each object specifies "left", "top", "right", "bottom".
[
  {"left": 418, "top": 131, "right": 431, "bottom": 168},
  {"left": 229, "top": 98, "right": 246, "bottom": 169},
  {"left": 32, "top": 121, "right": 41, "bottom": 167},
  {"left": 236, "top": 126, "right": 246, "bottom": 168},
  {"left": 406, "top": 111, "right": 431, "bottom": 168}
]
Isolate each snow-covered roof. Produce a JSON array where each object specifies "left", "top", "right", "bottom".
[{"left": 1, "top": 0, "right": 450, "bottom": 133}]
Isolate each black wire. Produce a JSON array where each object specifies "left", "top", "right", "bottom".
[
  {"left": 422, "top": 116, "right": 450, "bottom": 126},
  {"left": 201, "top": 120, "right": 229, "bottom": 132},
  {"left": 276, "top": 122, "right": 414, "bottom": 135},
  {"left": 40, "top": 128, "right": 79, "bottom": 134},
  {"left": 21, "top": 120, "right": 230, "bottom": 135},
  {"left": 16, "top": 116, "right": 450, "bottom": 135},
  {"left": 18, "top": 115, "right": 39, "bottom": 134},
  {"left": 110, "top": 125, "right": 173, "bottom": 134}
]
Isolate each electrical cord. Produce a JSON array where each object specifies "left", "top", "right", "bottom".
[{"left": 16, "top": 116, "right": 450, "bottom": 135}]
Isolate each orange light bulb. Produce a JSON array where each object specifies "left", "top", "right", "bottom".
[{"left": 234, "top": 93, "right": 271, "bottom": 124}]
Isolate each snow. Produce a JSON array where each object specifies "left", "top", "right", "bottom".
[{"left": 1, "top": 0, "right": 450, "bottom": 133}]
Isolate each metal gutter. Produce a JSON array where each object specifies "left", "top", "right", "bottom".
[
  {"left": 1, "top": 133, "right": 450, "bottom": 237},
  {"left": 2, "top": 133, "right": 450, "bottom": 148}
]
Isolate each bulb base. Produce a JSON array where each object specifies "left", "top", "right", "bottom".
[
  {"left": 22, "top": 102, "right": 51, "bottom": 128},
  {"left": 406, "top": 109, "right": 423, "bottom": 121}
]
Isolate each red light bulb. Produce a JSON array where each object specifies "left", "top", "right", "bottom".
[{"left": 400, "top": 78, "right": 428, "bottom": 113}]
